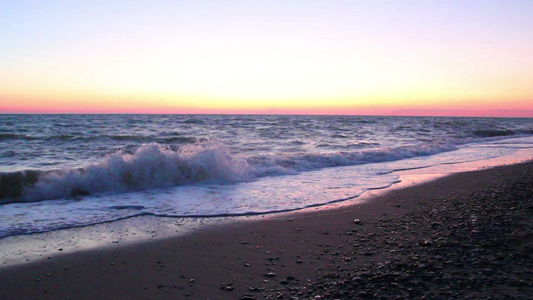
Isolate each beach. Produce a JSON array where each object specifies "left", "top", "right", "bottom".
[
  {"left": 2, "top": 1, "right": 533, "bottom": 298},
  {"left": 1, "top": 161, "right": 531, "bottom": 299}
]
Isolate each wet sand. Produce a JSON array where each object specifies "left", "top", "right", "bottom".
[{"left": 1, "top": 161, "right": 532, "bottom": 299}]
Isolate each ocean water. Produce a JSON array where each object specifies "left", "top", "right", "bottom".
[{"left": 0, "top": 114, "right": 532, "bottom": 238}]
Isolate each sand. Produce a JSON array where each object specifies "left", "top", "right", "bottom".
[{"left": 0, "top": 161, "right": 532, "bottom": 299}]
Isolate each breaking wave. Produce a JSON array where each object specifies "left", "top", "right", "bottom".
[
  {"left": 0, "top": 141, "right": 460, "bottom": 203},
  {"left": 1, "top": 142, "right": 253, "bottom": 203}
]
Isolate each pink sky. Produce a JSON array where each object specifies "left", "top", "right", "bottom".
[{"left": 1, "top": 1, "right": 532, "bottom": 118}]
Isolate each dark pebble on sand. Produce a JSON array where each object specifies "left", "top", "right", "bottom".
[{"left": 284, "top": 165, "right": 533, "bottom": 300}]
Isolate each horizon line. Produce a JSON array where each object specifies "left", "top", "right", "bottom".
[{"left": 1, "top": 110, "right": 532, "bottom": 118}]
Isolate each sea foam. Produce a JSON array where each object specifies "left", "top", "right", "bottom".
[
  {"left": 20, "top": 142, "right": 254, "bottom": 201},
  {"left": 3, "top": 141, "right": 458, "bottom": 203}
]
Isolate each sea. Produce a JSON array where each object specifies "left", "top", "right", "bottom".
[{"left": 1, "top": 114, "right": 532, "bottom": 240}]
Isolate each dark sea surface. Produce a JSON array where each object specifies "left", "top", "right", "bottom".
[{"left": 0, "top": 114, "right": 532, "bottom": 237}]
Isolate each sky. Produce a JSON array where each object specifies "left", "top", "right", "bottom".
[{"left": 1, "top": 0, "right": 532, "bottom": 117}]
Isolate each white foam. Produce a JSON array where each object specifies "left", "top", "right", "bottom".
[
  {"left": 2, "top": 136, "right": 532, "bottom": 238},
  {"left": 22, "top": 142, "right": 254, "bottom": 201},
  {"left": 1, "top": 141, "right": 532, "bottom": 268},
  {"left": 13, "top": 134, "right": 533, "bottom": 204}
]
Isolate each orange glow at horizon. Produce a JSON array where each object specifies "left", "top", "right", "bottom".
[
  {"left": 2, "top": 91, "right": 532, "bottom": 118},
  {"left": 1, "top": 1, "right": 533, "bottom": 118}
]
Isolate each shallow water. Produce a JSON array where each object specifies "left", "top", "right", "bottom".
[{"left": 0, "top": 114, "right": 532, "bottom": 238}]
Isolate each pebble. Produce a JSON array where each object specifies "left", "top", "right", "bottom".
[{"left": 255, "top": 166, "right": 533, "bottom": 299}]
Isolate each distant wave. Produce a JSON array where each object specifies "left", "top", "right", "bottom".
[
  {"left": 0, "top": 133, "right": 19, "bottom": 140},
  {"left": 472, "top": 129, "right": 516, "bottom": 137},
  {"left": 250, "top": 143, "right": 457, "bottom": 175},
  {"left": 0, "top": 132, "right": 197, "bottom": 143},
  {"left": 0, "top": 133, "right": 38, "bottom": 141}
]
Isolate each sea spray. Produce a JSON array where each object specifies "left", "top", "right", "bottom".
[
  {"left": 20, "top": 142, "right": 254, "bottom": 202},
  {"left": 4, "top": 141, "right": 458, "bottom": 202}
]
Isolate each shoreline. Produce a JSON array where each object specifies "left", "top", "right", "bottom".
[
  {"left": 1, "top": 160, "right": 532, "bottom": 299},
  {"left": 1, "top": 148, "right": 531, "bottom": 269}
]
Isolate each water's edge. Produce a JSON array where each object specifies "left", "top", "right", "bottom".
[{"left": 1, "top": 148, "right": 531, "bottom": 268}]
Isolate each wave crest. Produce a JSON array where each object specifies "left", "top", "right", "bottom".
[
  {"left": 20, "top": 142, "right": 254, "bottom": 201},
  {"left": 251, "top": 143, "right": 457, "bottom": 175},
  {"left": 2, "top": 141, "right": 459, "bottom": 203}
]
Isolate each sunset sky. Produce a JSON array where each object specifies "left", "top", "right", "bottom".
[{"left": 1, "top": 1, "right": 532, "bottom": 117}]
